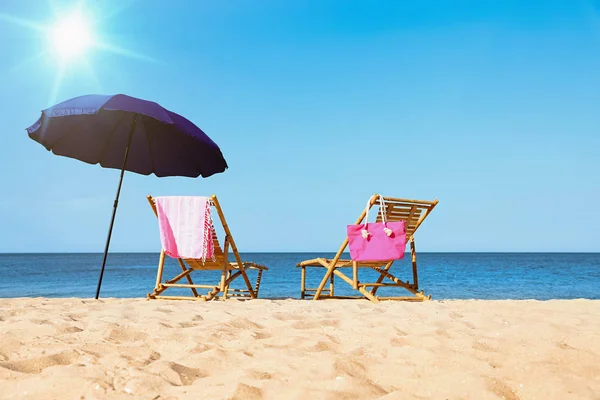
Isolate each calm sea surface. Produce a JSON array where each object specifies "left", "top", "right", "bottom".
[{"left": 0, "top": 253, "right": 599, "bottom": 300}]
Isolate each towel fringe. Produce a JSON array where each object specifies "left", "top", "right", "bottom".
[{"left": 202, "top": 201, "right": 216, "bottom": 263}]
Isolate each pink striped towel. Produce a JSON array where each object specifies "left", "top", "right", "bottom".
[{"left": 155, "top": 196, "right": 214, "bottom": 261}]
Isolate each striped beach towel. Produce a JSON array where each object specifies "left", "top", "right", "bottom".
[{"left": 155, "top": 196, "right": 215, "bottom": 262}]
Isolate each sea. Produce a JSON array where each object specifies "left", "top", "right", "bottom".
[{"left": 1, "top": 253, "right": 599, "bottom": 300}]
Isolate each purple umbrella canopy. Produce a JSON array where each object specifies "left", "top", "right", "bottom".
[
  {"left": 26, "top": 94, "right": 228, "bottom": 177},
  {"left": 25, "top": 94, "right": 228, "bottom": 298}
]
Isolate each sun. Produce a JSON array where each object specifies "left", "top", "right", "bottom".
[
  {"left": 1, "top": 1, "right": 161, "bottom": 104},
  {"left": 47, "top": 10, "right": 95, "bottom": 62}
]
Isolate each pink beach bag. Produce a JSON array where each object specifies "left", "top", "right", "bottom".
[{"left": 347, "top": 195, "right": 407, "bottom": 262}]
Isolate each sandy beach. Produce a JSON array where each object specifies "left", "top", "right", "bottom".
[{"left": 0, "top": 298, "right": 599, "bottom": 399}]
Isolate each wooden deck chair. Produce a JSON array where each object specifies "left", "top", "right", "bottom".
[
  {"left": 146, "top": 194, "right": 268, "bottom": 301},
  {"left": 297, "top": 194, "right": 438, "bottom": 303}
]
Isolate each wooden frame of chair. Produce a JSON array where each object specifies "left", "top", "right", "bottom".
[
  {"left": 146, "top": 194, "right": 268, "bottom": 301},
  {"left": 297, "top": 194, "right": 438, "bottom": 303}
]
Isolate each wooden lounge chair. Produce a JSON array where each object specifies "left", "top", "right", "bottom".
[
  {"left": 297, "top": 194, "right": 438, "bottom": 303},
  {"left": 146, "top": 194, "right": 268, "bottom": 301}
]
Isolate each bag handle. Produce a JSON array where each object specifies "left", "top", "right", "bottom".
[
  {"left": 361, "top": 195, "right": 393, "bottom": 239},
  {"left": 379, "top": 196, "right": 388, "bottom": 224}
]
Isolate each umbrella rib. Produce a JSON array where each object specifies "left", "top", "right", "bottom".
[
  {"left": 96, "top": 113, "right": 130, "bottom": 164},
  {"left": 142, "top": 117, "right": 158, "bottom": 175},
  {"left": 47, "top": 116, "right": 94, "bottom": 156}
]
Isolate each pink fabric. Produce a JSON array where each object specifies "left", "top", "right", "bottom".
[
  {"left": 155, "top": 196, "right": 214, "bottom": 261},
  {"left": 347, "top": 220, "right": 406, "bottom": 262}
]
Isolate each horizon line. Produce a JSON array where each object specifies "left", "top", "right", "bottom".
[{"left": 1, "top": 251, "right": 599, "bottom": 255}]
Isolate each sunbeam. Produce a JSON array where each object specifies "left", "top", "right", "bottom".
[
  {"left": 9, "top": 51, "right": 49, "bottom": 73},
  {"left": 98, "top": 0, "right": 140, "bottom": 22},
  {"left": 48, "top": 64, "right": 65, "bottom": 107},
  {"left": 82, "top": 59, "right": 104, "bottom": 93},
  {"left": 0, "top": 12, "right": 46, "bottom": 31},
  {"left": 95, "top": 41, "right": 166, "bottom": 65}
]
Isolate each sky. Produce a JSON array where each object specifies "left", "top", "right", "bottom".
[{"left": 0, "top": 0, "right": 599, "bottom": 253}]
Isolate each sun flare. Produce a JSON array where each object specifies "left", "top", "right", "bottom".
[
  {"left": 47, "top": 11, "right": 95, "bottom": 62},
  {"left": 1, "top": 1, "right": 160, "bottom": 105}
]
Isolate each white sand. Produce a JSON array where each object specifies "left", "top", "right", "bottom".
[{"left": 1, "top": 298, "right": 599, "bottom": 399}]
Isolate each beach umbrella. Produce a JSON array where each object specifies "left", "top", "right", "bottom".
[{"left": 25, "top": 94, "right": 228, "bottom": 299}]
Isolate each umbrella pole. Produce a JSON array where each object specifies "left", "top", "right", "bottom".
[{"left": 95, "top": 114, "right": 138, "bottom": 299}]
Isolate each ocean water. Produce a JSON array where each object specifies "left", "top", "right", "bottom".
[{"left": 0, "top": 253, "right": 599, "bottom": 300}]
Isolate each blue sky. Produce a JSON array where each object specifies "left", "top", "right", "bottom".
[{"left": 0, "top": 0, "right": 598, "bottom": 253}]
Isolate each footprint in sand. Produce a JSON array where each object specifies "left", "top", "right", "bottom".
[
  {"left": 56, "top": 323, "right": 84, "bottom": 334},
  {"left": 149, "top": 361, "right": 207, "bottom": 386},
  {"left": 122, "top": 348, "right": 161, "bottom": 367},
  {"left": 334, "top": 357, "right": 367, "bottom": 378},
  {"left": 246, "top": 370, "right": 273, "bottom": 380},
  {"left": 486, "top": 378, "right": 520, "bottom": 400},
  {"left": 168, "top": 362, "right": 207, "bottom": 386},
  {"left": 0, "top": 350, "right": 79, "bottom": 374},
  {"left": 473, "top": 341, "right": 497, "bottom": 353},
  {"left": 65, "top": 313, "right": 81, "bottom": 321},
  {"left": 394, "top": 328, "right": 408, "bottom": 336},
  {"left": 191, "top": 344, "right": 213, "bottom": 353},
  {"left": 334, "top": 358, "right": 389, "bottom": 397},
  {"left": 231, "top": 383, "right": 264, "bottom": 400},
  {"left": 252, "top": 331, "right": 272, "bottom": 340},
  {"left": 105, "top": 326, "right": 148, "bottom": 344},
  {"left": 306, "top": 341, "right": 337, "bottom": 352}
]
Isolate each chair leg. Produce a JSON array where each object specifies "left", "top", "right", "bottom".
[
  {"left": 219, "top": 268, "right": 227, "bottom": 298},
  {"left": 239, "top": 268, "right": 256, "bottom": 298},
  {"left": 154, "top": 250, "right": 166, "bottom": 289},
  {"left": 219, "top": 238, "right": 230, "bottom": 300},
  {"left": 254, "top": 269, "right": 263, "bottom": 298},
  {"left": 225, "top": 234, "right": 256, "bottom": 299},
  {"left": 300, "top": 267, "right": 306, "bottom": 299},
  {"left": 219, "top": 245, "right": 229, "bottom": 298},
  {"left": 314, "top": 262, "right": 336, "bottom": 300},
  {"left": 148, "top": 250, "right": 166, "bottom": 299},
  {"left": 204, "top": 286, "right": 221, "bottom": 301},
  {"left": 223, "top": 270, "right": 231, "bottom": 299},
  {"left": 329, "top": 272, "right": 335, "bottom": 297},
  {"left": 410, "top": 237, "right": 418, "bottom": 290}
]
